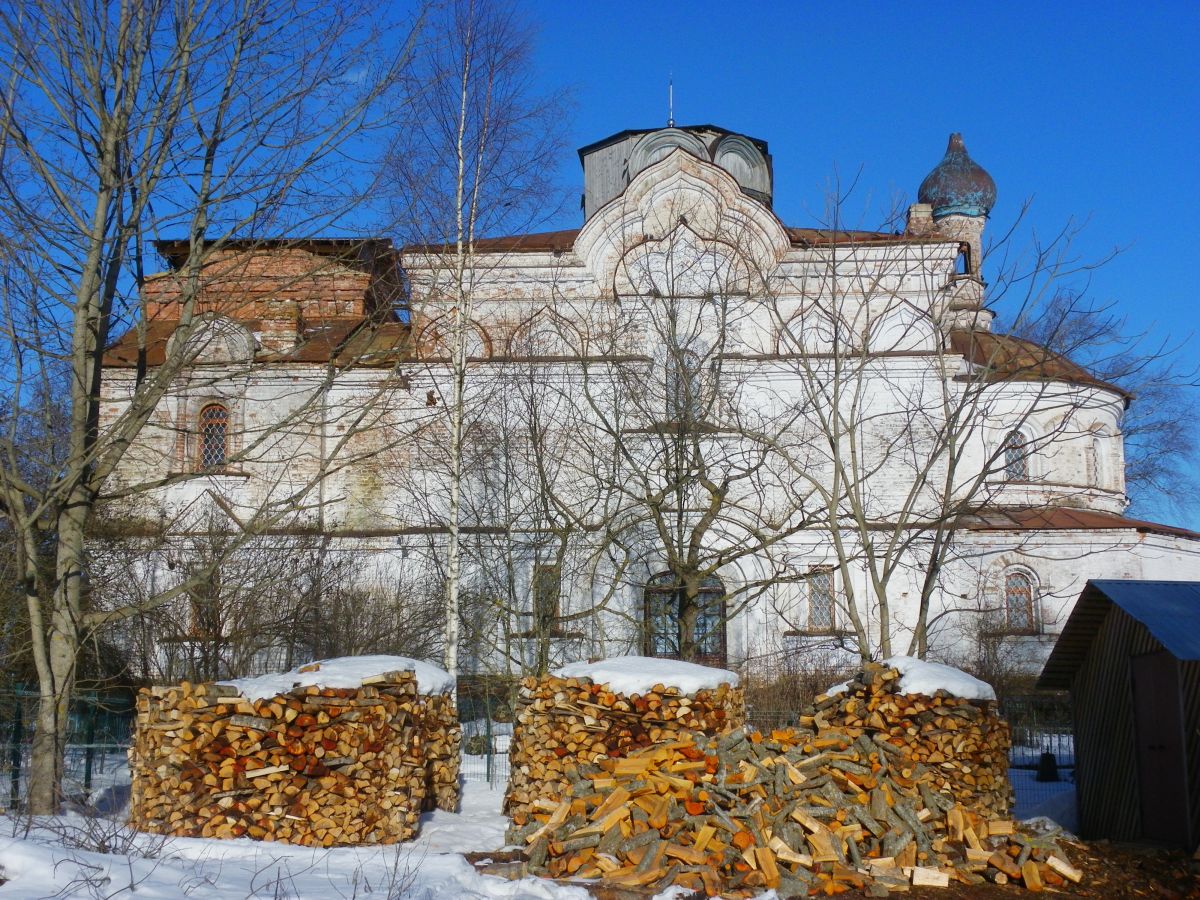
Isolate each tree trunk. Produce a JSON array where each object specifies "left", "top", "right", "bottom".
[
  {"left": 27, "top": 625, "right": 75, "bottom": 813},
  {"left": 26, "top": 490, "right": 92, "bottom": 813}
]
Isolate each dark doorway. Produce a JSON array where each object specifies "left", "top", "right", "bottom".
[
  {"left": 1131, "top": 651, "right": 1190, "bottom": 845},
  {"left": 644, "top": 572, "right": 727, "bottom": 668}
]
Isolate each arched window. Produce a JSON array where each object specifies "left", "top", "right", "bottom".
[
  {"left": 1004, "top": 570, "right": 1037, "bottom": 632},
  {"left": 1002, "top": 430, "right": 1029, "bottom": 481},
  {"left": 198, "top": 403, "right": 229, "bottom": 469},
  {"left": 644, "top": 572, "right": 727, "bottom": 668}
]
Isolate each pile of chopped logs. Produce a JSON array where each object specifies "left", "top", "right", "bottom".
[
  {"left": 504, "top": 671, "right": 744, "bottom": 827},
  {"left": 422, "top": 692, "right": 462, "bottom": 811},
  {"left": 513, "top": 726, "right": 1080, "bottom": 896},
  {"left": 129, "top": 668, "right": 460, "bottom": 846},
  {"left": 809, "top": 662, "right": 1011, "bottom": 816}
]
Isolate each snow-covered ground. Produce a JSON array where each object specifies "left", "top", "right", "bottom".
[
  {"left": 1010, "top": 768, "right": 1078, "bottom": 834},
  {"left": 0, "top": 782, "right": 595, "bottom": 899}
]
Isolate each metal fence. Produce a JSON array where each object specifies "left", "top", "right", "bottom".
[
  {"left": 1, "top": 687, "right": 136, "bottom": 807},
  {"left": 459, "top": 709, "right": 512, "bottom": 787},
  {"left": 1000, "top": 693, "right": 1075, "bottom": 817}
]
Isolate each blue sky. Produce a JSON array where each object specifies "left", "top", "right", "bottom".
[
  {"left": 526, "top": 0, "right": 1200, "bottom": 522},
  {"left": 530, "top": 1, "right": 1197, "bottom": 347}
]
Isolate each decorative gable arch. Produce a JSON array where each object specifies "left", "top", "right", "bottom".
[
  {"left": 575, "top": 148, "right": 790, "bottom": 298},
  {"left": 866, "top": 300, "right": 941, "bottom": 354},
  {"left": 167, "top": 314, "right": 256, "bottom": 365}
]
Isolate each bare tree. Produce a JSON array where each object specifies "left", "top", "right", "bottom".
[
  {"left": 0, "top": 0, "right": 420, "bottom": 812},
  {"left": 760, "top": 193, "right": 1188, "bottom": 662},
  {"left": 386, "top": 0, "right": 568, "bottom": 680},
  {"left": 556, "top": 189, "right": 822, "bottom": 666},
  {"left": 1008, "top": 289, "right": 1200, "bottom": 516}
]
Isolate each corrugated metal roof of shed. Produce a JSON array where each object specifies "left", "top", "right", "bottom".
[{"left": 1038, "top": 580, "right": 1200, "bottom": 689}]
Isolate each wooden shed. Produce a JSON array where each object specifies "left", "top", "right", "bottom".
[{"left": 1038, "top": 580, "right": 1200, "bottom": 849}]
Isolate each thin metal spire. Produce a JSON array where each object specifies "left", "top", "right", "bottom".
[{"left": 667, "top": 74, "right": 674, "bottom": 128}]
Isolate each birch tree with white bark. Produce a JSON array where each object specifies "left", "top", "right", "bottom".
[{"left": 387, "top": 0, "right": 567, "bottom": 681}]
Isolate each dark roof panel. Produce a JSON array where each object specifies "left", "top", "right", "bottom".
[
  {"left": 1038, "top": 580, "right": 1200, "bottom": 689},
  {"left": 576, "top": 124, "right": 770, "bottom": 160}
]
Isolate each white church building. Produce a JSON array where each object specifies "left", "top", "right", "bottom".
[{"left": 100, "top": 124, "right": 1200, "bottom": 681}]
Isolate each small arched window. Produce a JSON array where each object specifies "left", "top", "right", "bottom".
[
  {"left": 198, "top": 403, "right": 229, "bottom": 469},
  {"left": 1004, "top": 571, "right": 1037, "bottom": 632},
  {"left": 1002, "top": 430, "right": 1029, "bottom": 481}
]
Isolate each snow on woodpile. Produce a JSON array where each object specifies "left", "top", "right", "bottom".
[
  {"left": 504, "top": 656, "right": 744, "bottom": 830},
  {"left": 884, "top": 655, "right": 997, "bottom": 701},
  {"left": 219, "top": 654, "right": 455, "bottom": 701},
  {"left": 553, "top": 655, "right": 739, "bottom": 696},
  {"left": 823, "top": 656, "right": 996, "bottom": 701}
]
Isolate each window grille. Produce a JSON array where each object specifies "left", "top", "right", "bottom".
[
  {"left": 808, "top": 567, "right": 835, "bottom": 631},
  {"left": 644, "top": 572, "right": 726, "bottom": 665},
  {"left": 1005, "top": 571, "right": 1036, "bottom": 632},
  {"left": 665, "top": 348, "right": 704, "bottom": 423},
  {"left": 1088, "top": 435, "right": 1103, "bottom": 488},
  {"left": 198, "top": 403, "right": 229, "bottom": 469},
  {"left": 1003, "top": 430, "right": 1028, "bottom": 481}
]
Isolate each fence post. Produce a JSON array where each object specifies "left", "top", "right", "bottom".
[
  {"left": 485, "top": 699, "right": 494, "bottom": 785},
  {"left": 9, "top": 693, "right": 23, "bottom": 809},
  {"left": 83, "top": 697, "right": 98, "bottom": 794}
]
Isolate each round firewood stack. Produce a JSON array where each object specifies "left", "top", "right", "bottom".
[
  {"left": 128, "top": 660, "right": 460, "bottom": 846},
  {"left": 808, "top": 661, "right": 1011, "bottom": 816},
  {"left": 504, "top": 661, "right": 744, "bottom": 831}
]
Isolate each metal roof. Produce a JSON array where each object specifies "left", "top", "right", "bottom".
[
  {"left": 1038, "top": 580, "right": 1200, "bottom": 689},
  {"left": 576, "top": 124, "right": 770, "bottom": 160}
]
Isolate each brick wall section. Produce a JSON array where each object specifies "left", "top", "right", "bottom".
[{"left": 143, "top": 247, "right": 375, "bottom": 323}]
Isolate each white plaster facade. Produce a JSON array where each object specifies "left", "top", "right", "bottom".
[{"left": 99, "top": 126, "right": 1200, "bottom": 679}]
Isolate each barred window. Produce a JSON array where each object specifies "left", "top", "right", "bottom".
[
  {"left": 808, "top": 567, "right": 836, "bottom": 631},
  {"left": 1088, "top": 434, "right": 1104, "bottom": 488},
  {"left": 1005, "top": 571, "right": 1036, "bottom": 632},
  {"left": 198, "top": 403, "right": 229, "bottom": 469},
  {"left": 644, "top": 572, "right": 726, "bottom": 667},
  {"left": 1003, "top": 430, "right": 1028, "bottom": 481}
]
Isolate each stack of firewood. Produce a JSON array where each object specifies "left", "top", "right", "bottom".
[
  {"left": 128, "top": 667, "right": 460, "bottom": 846},
  {"left": 504, "top": 671, "right": 744, "bottom": 827},
  {"left": 807, "top": 662, "right": 1011, "bottom": 816},
  {"left": 513, "top": 726, "right": 1080, "bottom": 896},
  {"left": 421, "top": 692, "right": 462, "bottom": 812}
]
